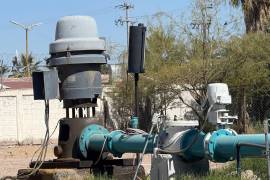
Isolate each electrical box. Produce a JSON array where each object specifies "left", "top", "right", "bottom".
[
  {"left": 32, "top": 69, "right": 59, "bottom": 100},
  {"left": 207, "top": 83, "right": 232, "bottom": 105},
  {"left": 128, "top": 24, "right": 146, "bottom": 73},
  {"left": 206, "top": 83, "right": 237, "bottom": 125}
]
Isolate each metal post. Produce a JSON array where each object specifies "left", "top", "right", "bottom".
[
  {"left": 72, "top": 108, "right": 76, "bottom": 118},
  {"left": 134, "top": 73, "right": 139, "bottom": 117},
  {"left": 25, "top": 29, "right": 30, "bottom": 77},
  {"left": 264, "top": 119, "right": 270, "bottom": 180},
  {"left": 66, "top": 108, "right": 69, "bottom": 118},
  {"left": 10, "top": 20, "right": 42, "bottom": 77},
  {"left": 236, "top": 144, "right": 241, "bottom": 176},
  {"left": 87, "top": 107, "right": 90, "bottom": 118},
  {"left": 92, "top": 107, "right": 96, "bottom": 117},
  {"left": 0, "top": 59, "right": 3, "bottom": 90},
  {"left": 79, "top": 108, "right": 83, "bottom": 118},
  {"left": 134, "top": 73, "right": 140, "bottom": 164}
]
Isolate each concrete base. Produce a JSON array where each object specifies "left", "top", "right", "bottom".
[
  {"left": 151, "top": 154, "right": 209, "bottom": 180},
  {"left": 17, "top": 166, "right": 146, "bottom": 180}
]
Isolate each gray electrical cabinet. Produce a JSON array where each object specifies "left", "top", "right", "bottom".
[{"left": 32, "top": 69, "right": 59, "bottom": 100}]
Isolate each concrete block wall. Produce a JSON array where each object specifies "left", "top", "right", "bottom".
[
  {"left": 0, "top": 86, "right": 196, "bottom": 145},
  {"left": 0, "top": 89, "right": 65, "bottom": 145}
]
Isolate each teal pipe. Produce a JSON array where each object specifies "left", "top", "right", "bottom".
[
  {"left": 79, "top": 124, "right": 156, "bottom": 159},
  {"left": 210, "top": 133, "right": 268, "bottom": 162},
  {"left": 170, "top": 129, "right": 269, "bottom": 163},
  {"left": 178, "top": 128, "right": 206, "bottom": 161},
  {"left": 130, "top": 116, "right": 139, "bottom": 129},
  {"left": 79, "top": 125, "right": 269, "bottom": 163}
]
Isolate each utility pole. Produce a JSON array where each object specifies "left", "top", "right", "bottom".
[
  {"left": 115, "top": 1, "right": 141, "bottom": 166},
  {"left": 10, "top": 20, "right": 42, "bottom": 77},
  {"left": 0, "top": 59, "right": 3, "bottom": 90},
  {"left": 190, "top": 0, "right": 212, "bottom": 83},
  {"left": 115, "top": 1, "right": 135, "bottom": 63},
  {"left": 115, "top": 1, "right": 135, "bottom": 114}
]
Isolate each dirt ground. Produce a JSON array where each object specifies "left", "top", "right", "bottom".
[
  {"left": 0, "top": 144, "right": 227, "bottom": 178},
  {"left": 0, "top": 144, "right": 56, "bottom": 177},
  {"left": 0, "top": 144, "right": 152, "bottom": 178}
]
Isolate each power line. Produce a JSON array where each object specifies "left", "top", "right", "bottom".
[{"left": 115, "top": 1, "right": 135, "bottom": 50}]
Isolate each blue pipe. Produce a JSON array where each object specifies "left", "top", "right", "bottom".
[
  {"left": 169, "top": 128, "right": 269, "bottom": 163},
  {"left": 79, "top": 124, "right": 269, "bottom": 163},
  {"left": 79, "top": 124, "right": 157, "bottom": 159},
  {"left": 178, "top": 128, "right": 206, "bottom": 161},
  {"left": 208, "top": 130, "right": 269, "bottom": 162}
]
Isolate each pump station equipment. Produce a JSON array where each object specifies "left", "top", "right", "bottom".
[{"left": 29, "top": 15, "right": 270, "bottom": 179}]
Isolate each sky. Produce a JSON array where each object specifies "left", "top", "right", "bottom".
[{"left": 0, "top": 0, "right": 243, "bottom": 65}]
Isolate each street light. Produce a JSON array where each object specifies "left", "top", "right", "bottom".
[{"left": 10, "top": 20, "right": 42, "bottom": 77}]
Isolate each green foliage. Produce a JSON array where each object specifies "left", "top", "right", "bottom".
[
  {"left": 0, "top": 64, "right": 9, "bottom": 75},
  {"left": 110, "top": 1, "right": 270, "bottom": 130},
  {"left": 84, "top": 174, "right": 116, "bottom": 180},
  {"left": 180, "top": 158, "right": 267, "bottom": 180},
  {"left": 101, "top": 64, "right": 112, "bottom": 75},
  {"left": 229, "top": 0, "right": 270, "bottom": 32},
  {"left": 10, "top": 53, "right": 40, "bottom": 77}
]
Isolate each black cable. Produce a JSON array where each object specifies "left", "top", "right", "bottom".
[{"left": 158, "top": 104, "right": 214, "bottom": 155}]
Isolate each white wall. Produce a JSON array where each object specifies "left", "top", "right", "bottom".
[
  {"left": 166, "top": 91, "right": 198, "bottom": 121},
  {"left": 0, "top": 89, "right": 65, "bottom": 145},
  {"left": 0, "top": 87, "right": 197, "bottom": 145},
  {"left": 0, "top": 88, "right": 106, "bottom": 145}
]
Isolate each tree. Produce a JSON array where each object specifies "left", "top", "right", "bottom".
[
  {"left": 230, "top": 0, "right": 270, "bottom": 32},
  {"left": 109, "top": 1, "right": 270, "bottom": 133},
  {"left": 0, "top": 63, "right": 9, "bottom": 76},
  {"left": 222, "top": 33, "right": 270, "bottom": 131},
  {"left": 10, "top": 53, "right": 40, "bottom": 77}
]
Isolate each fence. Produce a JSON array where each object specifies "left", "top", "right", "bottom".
[{"left": 0, "top": 89, "right": 64, "bottom": 145}]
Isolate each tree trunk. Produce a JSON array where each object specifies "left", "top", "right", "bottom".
[
  {"left": 244, "top": 1, "right": 270, "bottom": 33},
  {"left": 138, "top": 96, "right": 152, "bottom": 132},
  {"left": 238, "top": 87, "right": 250, "bottom": 133}
]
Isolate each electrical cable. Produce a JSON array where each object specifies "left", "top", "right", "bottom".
[
  {"left": 133, "top": 123, "right": 156, "bottom": 180},
  {"left": 157, "top": 104, "right": 214, "bottom": 155},
  {"left": 161, "top": 130, "right": 189, "bottom": 149},
  {"left": 94, "top": 136, "right": 108, "bottom": 165},
  {"left": 126, "top": 128, "right": 147, "bottom": 135},
  {"left": 30, "top": 119, "right": 60, "bottom": 164}
]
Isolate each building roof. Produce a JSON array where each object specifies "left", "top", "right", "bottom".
[
  {"left": 0, "top": 75, "right": 110, "bottom": 90},
  {"left": 0, "top": 78, "right": 33, "bottom": 90}
]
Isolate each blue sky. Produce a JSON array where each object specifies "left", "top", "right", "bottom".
[{"left": 0, "top": 0, "right": 243, "bottom": 64}]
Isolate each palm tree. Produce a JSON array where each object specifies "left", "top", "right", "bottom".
[
  {"left": 0, "top": 64, "right": 9, "bottom": 76},
  {"left": 10, "top": 53, "right": 40, "bottom": 77},
  {"left": 230, "top": 0, "right": 270, "bottom": 32}
]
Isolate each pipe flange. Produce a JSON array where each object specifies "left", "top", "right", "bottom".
[
  {"left": 79, "top": 124, "right": 109, "bottom": 159},
  {"left": 204, "top": 129, "right": 237, "bottom": 161},
  {"left": 106, "top": 130, "right": 125, "bottom": 157}
]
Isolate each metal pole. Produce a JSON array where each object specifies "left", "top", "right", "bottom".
[
  {"left": 0, "top": 59, "right": 3, "bottom": 90},
  {"left": 25, "top": 29, "right": 30, "bottom": 77},
  {"left": 10, "top": 20, "right": 42, "bottom": 77},
  {"left": 125, "top": 2, "right": 129, "bottom": 52},
  {"left": 134, "top": 73, "right": 139, "bottom": 117},
  {"left": 264, "top": 119, "right": 270, "bottom": 180},
  {"left": 134, "top": 73, "right": 140, "bottom": 165},
  {"left": 72, "top": 108, "right": 76, "bottom": 118},
  {"left": 66, "top": 108, "right": 69, "bottom": 118},
  {"left": 236, "top": 144, "right": 241, "bottom": 176}
]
